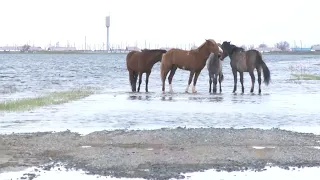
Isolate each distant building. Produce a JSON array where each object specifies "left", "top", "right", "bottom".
[
  {"left": 29, "top": 46, "right": 43, "bottom": 51},
  {"left": 47, "top": 46, "right": 77, "bottom": 51},
  {"left": 0, "top": 46, "right": 21, "bottom": 51},
  {"left": 290, "top": 47, "right": 312, "bottom": 52},
  {"left": 126, "top": 46, "right": 140, "bottom": 51},
  {"left": 311, "top": 45, "right": 320, "bottom": 51},
  {"left": 255, "top": 47, "right": 281, "bottom": 53}
]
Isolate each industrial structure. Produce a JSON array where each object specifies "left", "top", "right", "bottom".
[{"left": 106, "top": 15, "right": 110, "bottom": 52}]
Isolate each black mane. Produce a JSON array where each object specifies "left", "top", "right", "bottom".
[
  {"left": 141, "top": 49, "right": 167, "bottom": 53},
  {"left": 221, "top": 41, "right": 245, "bottom": 55},
  {"left": 230, "top": 45, "right": 245, "bottom": 53}
]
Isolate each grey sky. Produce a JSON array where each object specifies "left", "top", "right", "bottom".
[{"left": 0, "top": 0, "right": 318, "bottom": 49}]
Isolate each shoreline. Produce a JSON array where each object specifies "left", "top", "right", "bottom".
[
  {"left": 1, "top": 127, "right": 320, "bottom": 179},
  {"left": 1, "top": 51, "right": 320, "bottom": 55}
]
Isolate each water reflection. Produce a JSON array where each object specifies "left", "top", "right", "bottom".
[
  {"left": 127, "top": 95, "right": 151, "bottom": 101},
  {"left": 160, "top": 96, "right": 173, "bottom": 101},
  {"left": 188, "top": 96, "right": 224, "bottom": 103}
]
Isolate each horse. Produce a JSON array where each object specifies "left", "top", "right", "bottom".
[
  {"left": 126, "top": 49, "right": 167, "bottom": 92},
  {"left": 160, "top": 39, "right": 223, "bottom": 93},
  {"left": 206, "top": 52, "right": 224, "bottom": 93},
  {"left": 220, "top": 41, "right": 271, "bottom": 94}
]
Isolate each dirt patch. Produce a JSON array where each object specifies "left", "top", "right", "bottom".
[{"left": 1, "top": 127, "right": 320, "bottom": 179}]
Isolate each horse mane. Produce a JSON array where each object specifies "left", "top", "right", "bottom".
[
  {"left": 230, "top": 45, "right": 245, "bottom": 53},
  {"left": 141, "top": 49, "right": 167, "bottom": 53},
  {"left": 197, "top": 39, "right": 217, "bottom": 51}
]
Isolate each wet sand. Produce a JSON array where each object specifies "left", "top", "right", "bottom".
[{"left": 1, "top": 127, "right": 320, "bottom": 179}]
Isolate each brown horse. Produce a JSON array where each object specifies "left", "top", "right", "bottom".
[
  {"left": 160, "top": 39, "right": 223, "bottom": 93},
  {"left": 126, "top": 49, "right": 167, "bottom": 92},
  {"left": 220, "top": 41, "right": 271, "bottom": 94}
]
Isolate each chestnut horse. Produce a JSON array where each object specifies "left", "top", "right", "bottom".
[
  {"left": 160, "top": 39, "right": 223, "bottom": 93},
  {"left": 220, "top": 41, "right": 271, "bottom": 94},
  {"left": 126, "top": 49, "right": 167, "bottom": 92}
]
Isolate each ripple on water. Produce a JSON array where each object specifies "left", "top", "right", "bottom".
[{"left": 0, "top": 54, "right": 320, "bottom": 134}]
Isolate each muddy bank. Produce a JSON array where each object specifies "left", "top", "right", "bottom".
[{"left": 1, "top": 128, "right": 320, "bottom": 179}]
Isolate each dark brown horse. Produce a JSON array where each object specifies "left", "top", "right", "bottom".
[
  {"left": 126, "top": 49, "right": 167, "bottom": 92},
  {"left": 206, "top": 52, "right": 224, "bottom": 93},
  {"left": 160, "top": 39, "right": 223, "bottom": 93},
  {"left": 220, "top": 41, "right": 271, "bottom": 94}
]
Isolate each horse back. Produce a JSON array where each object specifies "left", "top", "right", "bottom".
[
  {"left": 207, "top": 53, "right": 222, "bottom": 74},
  {"left": 163, "top": 48, "right": 200, "bottom": 70},
  {"left": 126, "top": 51, "right": 140, "bottom": 70}
]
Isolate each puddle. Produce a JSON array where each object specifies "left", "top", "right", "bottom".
[
  {"left": 182, "top": 166, "right": 320, "bottom": 180},
  {"left": 0, "top": 165, "right": 143, "bottom": 180},
  {"left": 1, "top": 164, "right": 319, "bottom": 180},
  {"left": 252, "top": 146, "right": 276, "bottom": 149}
]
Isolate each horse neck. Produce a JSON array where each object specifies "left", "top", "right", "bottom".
[
  {"left": 147, "top": 53, "right": 161, "bottom": 66},
  {"left": 197, "top": 46, "right": 212, "bottom": 61}
]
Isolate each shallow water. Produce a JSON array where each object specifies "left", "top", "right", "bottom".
[
  {"left": 0, "top": 164, "right": 319, "bottom": 180},
  {"left": 0, "top": 53, "right": 320, "bottom": 134}
]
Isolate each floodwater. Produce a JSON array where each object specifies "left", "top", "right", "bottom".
[
  {"left": 1, "top": 164, "right": 320, "bottom": 180},
  {"left": 0, "top": 53, "right": 320, "bottom": 134}
]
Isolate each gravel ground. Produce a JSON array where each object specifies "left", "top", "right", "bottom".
[{"left": 1, "top": 127, "right": 320, "bottom": 180}]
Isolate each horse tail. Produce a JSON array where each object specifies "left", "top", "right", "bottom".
[
  {"left": 160, "top": 53, "right": 167, "bottom": 83},
  {"left": 257, "top": 52, "right": 271, "bottom": 85},
  {"left": 220, "top": 72, "right": 224, "bottom": 82}
]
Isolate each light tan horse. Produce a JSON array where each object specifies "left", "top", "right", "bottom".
[{"left": 160, "top": 39, "right": 223, "bottom": 93}]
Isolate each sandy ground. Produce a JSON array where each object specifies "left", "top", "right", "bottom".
[{"left": 1, "top": 127, "right": 320, "bottom": 180}]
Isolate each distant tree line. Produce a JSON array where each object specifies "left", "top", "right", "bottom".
[{"left": 240, "top": 41, "right": 291, "bottom": 51}]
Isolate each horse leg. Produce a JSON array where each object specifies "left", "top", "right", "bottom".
[
  {"left": 209, "top": 75, "right": 212, "bottom": 93},
  {"left": 213, "top": 74, "right": 218, "bottom": 93},
  {"left": 137, "top": 72, "right": 143, "bottom": 92},
  {"left": 218, "top": 73, "right": 222, "bottom": 93},
  {"left": 145, "top": 71, "right": 151, "bottom": 92},
  {"left": 239, "top": 72, "right": 244, "bottom": 94},
  {"left": 232, "top": 68, "right": 237, "bottom": 93},
  {"left": 249, "top": 71, "right": 255, "bottom": 93},
  {"left": 133, "top": 72, "right": 138, "bottom": 91},
  {"left": 167, "top": 66, "right": 177, "bottom": 93},
  {"left": 129, "top": 70, "right": 135, "bottom": 92},
  {"left": 161, "top": 68, "right": 170, "bottom": 93},
  {"left": 257, "top": 67, "right": 262, "bottom": 94},
  {"left": 192, "top": 71, "right": 201, "bottom": 93},
  {"left": 186, "top": 71, "right": 195, "bottom": 93}
]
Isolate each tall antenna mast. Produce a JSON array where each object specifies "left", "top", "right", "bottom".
[{"left": 106, "top": 13, "right": 111, "bottom": 52}]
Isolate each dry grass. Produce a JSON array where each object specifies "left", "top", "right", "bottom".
[
  {"left": 291, "top": 73, "right": 320, "bottom": 80},
  {"left": 0, "top": 88, "right": 95, "bottom": 112}
]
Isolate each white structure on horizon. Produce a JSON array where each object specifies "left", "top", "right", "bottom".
[{"left": 106, "top": 16, "right": 110, "bottom": 51}]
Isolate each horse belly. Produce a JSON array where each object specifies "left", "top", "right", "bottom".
[{"left": 235, "top": 60, "right": 247, "bottom": 72}]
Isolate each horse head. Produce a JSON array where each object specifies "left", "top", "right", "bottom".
[
  {"left": 220, "top": 41, "right": 233, "bottom": 60},
  {"left": 204, "top": 39, "right": 223, "bottom": 59}
]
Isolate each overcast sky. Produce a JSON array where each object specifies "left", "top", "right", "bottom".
[{"left": 0, "top": 0, "right": 318, "bottom": 49}]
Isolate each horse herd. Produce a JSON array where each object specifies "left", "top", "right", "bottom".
[{"left": 126, "top": 39, "right": 271, "bottom": 94}]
